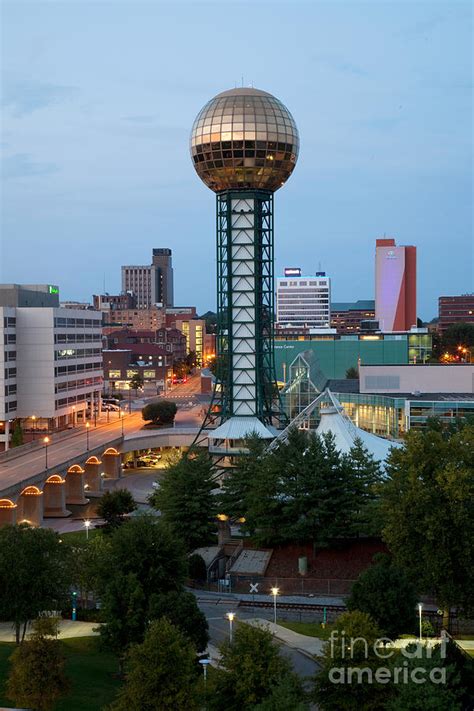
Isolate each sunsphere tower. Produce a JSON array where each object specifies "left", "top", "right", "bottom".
[{"left": 190, "top": 87, "right": 299, "bottom": 435}]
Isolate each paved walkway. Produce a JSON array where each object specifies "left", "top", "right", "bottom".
[
  {"left": 245, "top": 617, "right": 325, "bottom": 657},
  {"left": 0, "top": 620, "right": 99, "bottom": 642}
]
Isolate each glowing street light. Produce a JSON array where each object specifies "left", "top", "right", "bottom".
[
  {"left": 31, "top": 415, "right": 37, "bottom": 440},
  {"left": 418, "top": 602, "right": 423, "bottom": 641},
  {"left": 226, "top": 611, "right": 235, "bottom": 644},
  {"left": 43, "top": 436, "right": 50, "bottom": 469},
  {"left": 120, "top": 410, "right": 125, "bottom": 437},
  {"left": 271, "top": 587, "right": 279, "bottom": 625},
  {"left": 85, "top": 421, "right": 90, "bottom": 450},
  {"left": 84, "top": 519, "right": 91, "bottom": 540}
]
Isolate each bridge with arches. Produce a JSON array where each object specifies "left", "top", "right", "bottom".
[{"left": 0, "top": 427, "right": 201, "bottom": 527}]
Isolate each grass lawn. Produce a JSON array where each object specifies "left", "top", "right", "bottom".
[
  {"left": 60, "top": 528, "right": 102, "bottom": 546},
  {"left": 0, "top": 636, "right": 121, "bottom": 711},
  {"left": 278, "top": 620, "right": 335, "bottom": 641}
]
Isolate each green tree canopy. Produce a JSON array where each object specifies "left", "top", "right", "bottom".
[
  {"left": 130, "top": 372, "right": 144, "bottom": 392},
  {"left": 142, "top": 400, "right": 177, "bottom": 426},
  {"left": 96, "top": 489, "right": 137, "bottom": 532},
  {"left": 218, "top": 428, "right": 382, "bottom": 547},
  {"left": 149, "top": 450, "right": 217, "bottom": 550},
  {"left": 314, "top": 610, "right": 389, "bottom": 711},
  {"left": 346, "top": 553, "right": 417, "bottom": 638},
  {"left": 6, "top": 617, "right": 70, "bottom": 711},
  {"left": 108, "top": 618, "right": 200, "bottom": 711},
  {"left": 441, "top": 322, "right": 474, "bottom": 351},
  {"left": 380, "top": 423, "right": 474, "bottom": 627},
  {"left": 0, "top": 525, "right": 73, "bottom": 643},
  {"left": 148, "top": 590, "right": 209, "bottom": 652},
  {"left": 345, "top": 366, "right": 359, "bottom": 379},
  {"left": 96, "top": 515, "right": 188, "bottom": 668},
  {"left": 209, "top": 622, "right": 305, "bottom": 711}
]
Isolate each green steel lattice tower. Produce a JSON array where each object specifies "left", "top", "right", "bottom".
[{"left": 190, "top": 88, "right": 299, "bottom": 430}]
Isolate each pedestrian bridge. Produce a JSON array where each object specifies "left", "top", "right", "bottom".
[{"left": 0, "top": 427, "right": 202, "bottom": 527}]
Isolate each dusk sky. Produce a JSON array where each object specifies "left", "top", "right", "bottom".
[{"left": 1, "top": 1, "right": 472, "bottom": 320}]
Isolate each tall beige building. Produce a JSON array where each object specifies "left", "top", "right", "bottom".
[{"left": 121, "top": 248, "right": 174, "bottom": 308}]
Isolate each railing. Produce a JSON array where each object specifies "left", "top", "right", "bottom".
[{"left": 225, "top": 539, "right": 244, "bottom": 572}]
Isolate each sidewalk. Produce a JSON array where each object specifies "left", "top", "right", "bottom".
[
  {"left": 244, "top": 617, "right": 324, "bottom": 658},
  {"left": 0, "top": 620, "right": 99, "bottom": 642}
]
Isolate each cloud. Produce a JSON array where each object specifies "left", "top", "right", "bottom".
[
  {"left": 2, "top": 80, "right": 78, "bottom": 117},
  {"left": 2, "top": 153, "right": 59, "bottom": 180}
]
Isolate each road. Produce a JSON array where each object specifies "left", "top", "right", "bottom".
[
  {"left": 0, "top": 373, "right": 207, "bottom": 494},
  {"left": 196, "top": 595, "right": 319, "bottom": 681}
]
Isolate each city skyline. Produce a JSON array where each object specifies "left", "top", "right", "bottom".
[{"left": 2, "top": 2, "right": 472, "bottom": 320}]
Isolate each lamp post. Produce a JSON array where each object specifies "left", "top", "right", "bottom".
[
  {"left": 271, "top": 587, "right": 279, "bottom": 625},
  {"left": 120, "top": 410, "right": 125, "bottom": 437},
  {"left": 199, "top": 658, "right": 210, "bottom": 686},
  {"left": 84, "top": 519, "right": 91, "bottom": 540},
  {"left": 418, "top": 602, "right": 423, "bottom": 641},
  {"left": 85, "top": 422, "right": 90, "bottom": 450},
  {"left": 31, "top": 415, "right": 36, "bottom": 440},
  {"left": 43, "top": 436, "right": 50, "bottom": 469},
  {"left": 226, "top": 612, "right": 235, "bottom": 644}
]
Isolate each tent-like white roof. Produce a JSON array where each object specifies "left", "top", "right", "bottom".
[
  {"left": 316, "top": 405, "right": 400, "bottom": 464},
  {"left": 208, "top": 416, "right": 275, "bottom": 441}
]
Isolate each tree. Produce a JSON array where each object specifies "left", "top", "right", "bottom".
[
  {"left": 209, "top": 623, "right": 305, "bottom": 711},
  {"left": 108, "top": 618, "right": 200, "bottom": 711},
  {"left": 345, "top": 366, "right": 359, "bottom": 379},
  {"left": 130, "top": 372, "right": 144, "bottom": 394},
  {"left": 148, "top": 590, "right": 209, "bottom": 652},
  {"left": 441, "top": 322, "right": 474, "bottom": 354},
  {"left": 96, "top": 515, "right": 187, "bottom": 670},
  {"left": 142, "top": 400, "right": 177, "bottom": 426},
  {"left": 218, "top": 428, "right": 383, "bottom": 547},
  {"left": 96, "top": 489, "right": 137, "bottom": 532},
  {"left": 346, "top": 554, "right": 417, "bottom": 638},
  {"left": 380, "top": 423, "right": 474, "bottom": 628},
  {"left": 149, "top": 451, "right": 217, "bottom": 550},
  {"left": 188, "top": 552, "right": 207, "bottom": 581},
  {"left": 0, "top": 525, "right": 72, "bottom": 644},
  {"left": 10, "top": 420, "right": 23, "bottom": 447},
  {"left": 386, "top": 641, "right": 467, "bottom": 711},
  {"left": 314, "top": 610, "right": 389, "bottom": 711},
  {"left": 6, "top": 617, "right": 70, "bottom": 711}
]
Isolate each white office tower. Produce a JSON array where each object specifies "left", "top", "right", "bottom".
[{"left": 276, "top": 269, "right": 331, "bottom": 328}]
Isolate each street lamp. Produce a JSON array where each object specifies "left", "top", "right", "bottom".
[
  {"left": 85, "top": 422, "right": 90, "bottom": 450},
  {"left": 271, "top": 587, "right": 279, "bottom": 625},
  {"left": 31, "top": 415, "right": 36, "bottom": 440},
  {"left": 226, "top": 612, "right": 235, "bottom": 644},
  {"left": 84, "top": 519, "right": 91, "bottom": 540},
  {"left": 120, "top": 410, "right": 125, "bottom": 437},
  {"left": 199, "top": 658, "right": 211, "bottom": 686},
  {"left": 43, "top": 436, "right": 50, "bottom": 469},
  {"left": 418, "top": 602, "right": 423, "bottom": 641}
]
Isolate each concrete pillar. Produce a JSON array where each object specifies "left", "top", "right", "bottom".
[
  {"left": 84, "top": 456, "right": 102, "bottom": 493},
  {"left": 102, "top": 448, "right": 122, "bottom": 479},
  {"left": 17, "top": 487, "right": 43, "bottom": 527},
  {"left": 4, "top": 420, "right": 10, "bottom": 452},
  {"left": 0, "top": 499, "right": 17, "bottom": 526},
  {"left": 43, "top": 476, "right": 70, "bottom": 517},
  {"left": 65, "top": 465, "right": 88, "bottom": 505}
]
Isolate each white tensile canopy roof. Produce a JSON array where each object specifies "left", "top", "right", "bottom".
[{"left": 316, "top": 405, "right": 400, "bottom": 463}]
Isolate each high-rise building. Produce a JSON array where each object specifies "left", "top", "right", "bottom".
[
  {"left": 438, "top": 294, "right": 474, "bottom": 333},
  {"left": 0, "top": 285, "right": 103, "bottom": 450},
  {"left": 276, "top": 270, "right": 331, "bottom": 328},
  {"left": 121, "top": 248, "right": 174, "bottom": 308},
  {"left": 375, "top": 238, "right": 416, "bottom": 332}
]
